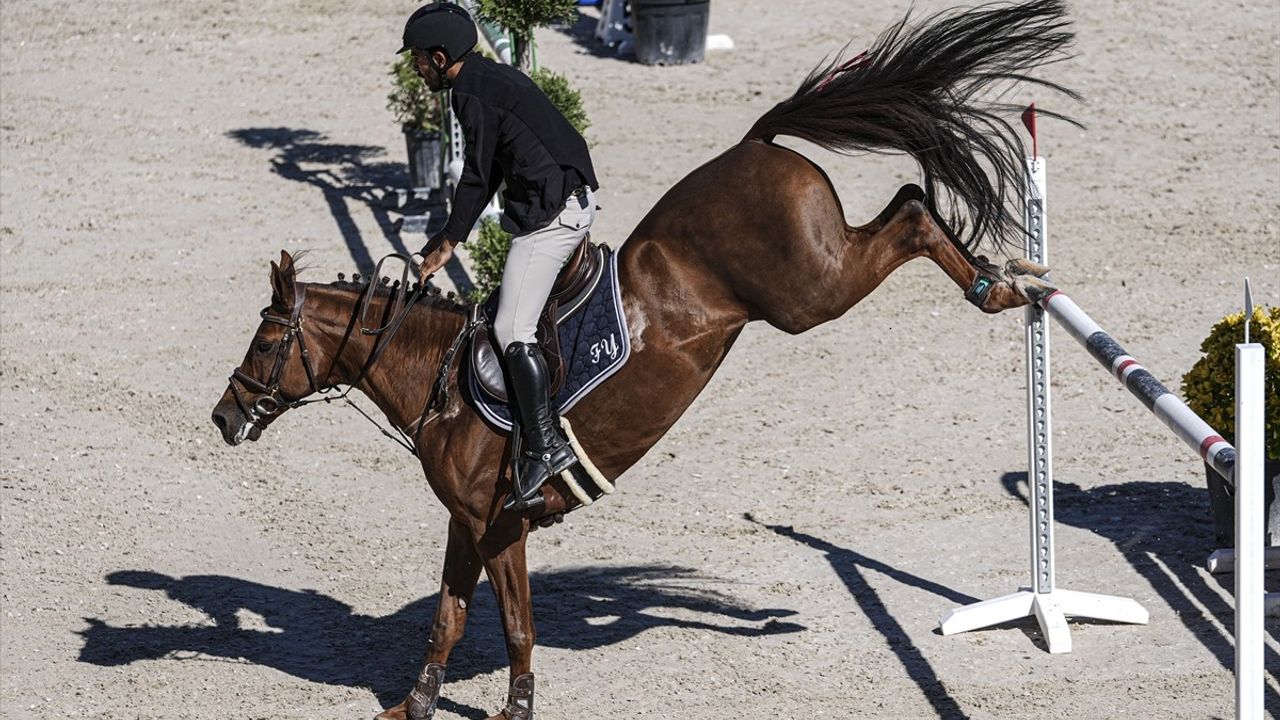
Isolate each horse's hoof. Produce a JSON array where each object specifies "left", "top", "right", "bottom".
[
  {"left": 1007, "top": 257, "right": 1051, "bottom": 278},
  {"left": 1011, "top": 274, "right": 1057, "bottom": 304},
  {"left": 1003, "top": 258, "right": 1057, "bottom": 305},
  {"left": 374, "top": 702, "right": 409, "bottom": 720}
]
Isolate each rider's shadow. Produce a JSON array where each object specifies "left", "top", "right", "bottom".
[
  {"left": 1001, "top": 472, "right": 1280, "bottom": 709},
  {"left": 225, "top": 127, "right": 469, "bottom": 293},
  {"left": 78, "top": 565, "right": 803, "bottom": 716}
]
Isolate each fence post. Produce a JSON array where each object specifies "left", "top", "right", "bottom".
[{"left": 1233, "top": 290, "right": 1264, "bottom": 719}]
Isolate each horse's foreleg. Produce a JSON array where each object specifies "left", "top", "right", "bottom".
[
  {"left": 376, "top": 519, "right": 483, "bottom": 720},
  {"left": 479, "top": 528, "right": 537, "bottom": 720}
]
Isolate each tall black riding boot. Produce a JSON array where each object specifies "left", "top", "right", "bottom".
[{"left": 503, "top": 342, "right": 577, "bottom": 510}]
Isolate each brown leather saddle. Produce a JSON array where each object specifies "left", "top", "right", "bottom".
[{"left": 470, "top": 236, "right": 606, "bottom": 403}]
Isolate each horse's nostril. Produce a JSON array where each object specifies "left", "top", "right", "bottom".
[{"left": 212, "top": 410, "right": 229, "bottom": 433}]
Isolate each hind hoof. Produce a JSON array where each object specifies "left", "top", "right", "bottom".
[
  {"left": 1004, "top": 259, "right": 1057, "bottom": 304},
  {"left": 375, "top": 702, "right": 409, "bottom": 720},
  {"left": 1012, "top": 275, "right": 1057, "bottom": 304},
  {"left": 1007, "top": 257, "right": 1051, "bottom": 277}
]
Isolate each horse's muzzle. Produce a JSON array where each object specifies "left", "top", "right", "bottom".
[{"left": 212, "top": 400, "right": 262, "bottom": 446}]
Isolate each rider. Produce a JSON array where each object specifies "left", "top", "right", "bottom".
[{"left": 402, "top": 3, "right": 600, "bottom": 511}]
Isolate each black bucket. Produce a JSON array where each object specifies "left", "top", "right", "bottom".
[
  {"left": 632, "top": 0, "right": 709, "bottom": 66},
  {"left": 1205, "top": 459, "right": 1279, "bottom": 547},
  {"left": 404, "top": 128, "right": 442, "bottom": 191}
]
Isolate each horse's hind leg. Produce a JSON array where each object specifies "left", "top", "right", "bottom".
[
  {"left": 376, "top": 519, "right": 483, "bottom": 720},
  {"left": 914, "top": 204, "right": 1054, "bottom": 314},
  {"left": 837, "top": 194, "right": 1050, "bottom": 317}
]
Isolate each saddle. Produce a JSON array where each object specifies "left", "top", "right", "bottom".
[{"left": 470, "top": 236, "right": 606, "bottom": 403}]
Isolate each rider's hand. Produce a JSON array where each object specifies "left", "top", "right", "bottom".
[{"left": 417, "top": 233, "right": 455, "bottom": 284}]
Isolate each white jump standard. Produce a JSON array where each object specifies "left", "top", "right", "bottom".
[
  {"left": 939, "top": 145, "right": 1148, "bottom": 654},
  {"left": 1232, "top": 303, "right": 1266, "bottom": 720}
]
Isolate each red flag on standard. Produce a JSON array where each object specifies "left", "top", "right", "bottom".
[{"left": 1022, "top": 103, "right": 1038, "bottom": 158}]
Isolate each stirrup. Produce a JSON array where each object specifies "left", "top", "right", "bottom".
[{"left": 504, "top": 440, "right": 576, "bottom": 513}]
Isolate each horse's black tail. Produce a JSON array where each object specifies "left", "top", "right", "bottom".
[{"left": 745, "top": 0, "right": 1080, "bottom": 255}]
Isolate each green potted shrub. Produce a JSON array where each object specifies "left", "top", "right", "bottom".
[
  {"left": 476, "top": 0, "right": 576, "bottom": 71},
  {"left": 1181, "top": 306, "right": 1280, "bottom": 546},
  {"left": 529, "top": 68, "right": 591, "bottom": 136},
  {"left": 388, "top": 52, "right": 447, "bottom": 191}
]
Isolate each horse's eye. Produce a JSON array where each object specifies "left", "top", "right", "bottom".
[{"left": 257, "top": 341, "right": 274, "bottom": 354}]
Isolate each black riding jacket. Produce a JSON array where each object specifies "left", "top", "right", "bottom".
[{"left": 442, "top": 56, "right": 599, "bottom": 241}]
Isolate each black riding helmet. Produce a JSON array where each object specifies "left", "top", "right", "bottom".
[{"left": 398, "top": 2, "right": 478, "bottom": 65}]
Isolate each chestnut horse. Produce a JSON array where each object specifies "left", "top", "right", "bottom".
[{"left": 211, "top": 2, "right": 1074, "bottom": 717}]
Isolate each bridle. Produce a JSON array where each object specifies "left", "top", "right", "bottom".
[
  {"left": 228, "top": 283, "right": 322, "bottom": 428},
  {"left": 224, "top": 254, "right": 455, "bottom": 454}
]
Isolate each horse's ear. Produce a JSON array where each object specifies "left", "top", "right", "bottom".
[{"left": 270, "top": 252, "right": 296, "bottom": 308}]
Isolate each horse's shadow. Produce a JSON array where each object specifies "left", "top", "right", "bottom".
[
  {"left": 225, "top": 127, "right": 467, "bottom": 291},
  {"left": 78, "top": 564, "right": 802, "bottom": 715}
]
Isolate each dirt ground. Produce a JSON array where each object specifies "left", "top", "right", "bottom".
[{"left": 2, "top": 1, "right": 1278, "bottom": 718}]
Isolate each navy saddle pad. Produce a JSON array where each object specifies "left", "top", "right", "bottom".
[{"left": 468, "top": 246, "right": 631, "bottom": 432}]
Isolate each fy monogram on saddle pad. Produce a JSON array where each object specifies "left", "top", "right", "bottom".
[{"left": 468, "top": 244, "right": 630, "bottom": 433}]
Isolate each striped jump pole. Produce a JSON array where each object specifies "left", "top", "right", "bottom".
[
  {"left": 1042, "top": 284, "right": 1272, "bottom": 717},
  {"left": 1037, "top": 291, "right": 1237, "bottom": 486},
  {"left": 1039, "top": 281, "right": 1280, "bottom": 579}
]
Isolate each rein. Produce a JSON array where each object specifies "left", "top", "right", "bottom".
[{"left": 225, "top": 254, "right": 454, "bottom": 455}]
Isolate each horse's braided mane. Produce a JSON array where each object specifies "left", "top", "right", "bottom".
[{"left": 321, "top": 274, "right": 472, "bottom": 316}]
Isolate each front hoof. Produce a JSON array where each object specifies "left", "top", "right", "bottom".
[
  {"left": 486, "top": 672, "right": 535, "bottom": 720},
  {"left": 374, "top": 702, "right": 409, "bottom": 720},
  {"left": 379, "top": 663, "right": 446, "bottom": 720}
]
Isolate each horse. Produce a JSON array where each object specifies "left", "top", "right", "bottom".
[{"left": 211, "top": 2, "right": 1076, "bottom": 717}]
